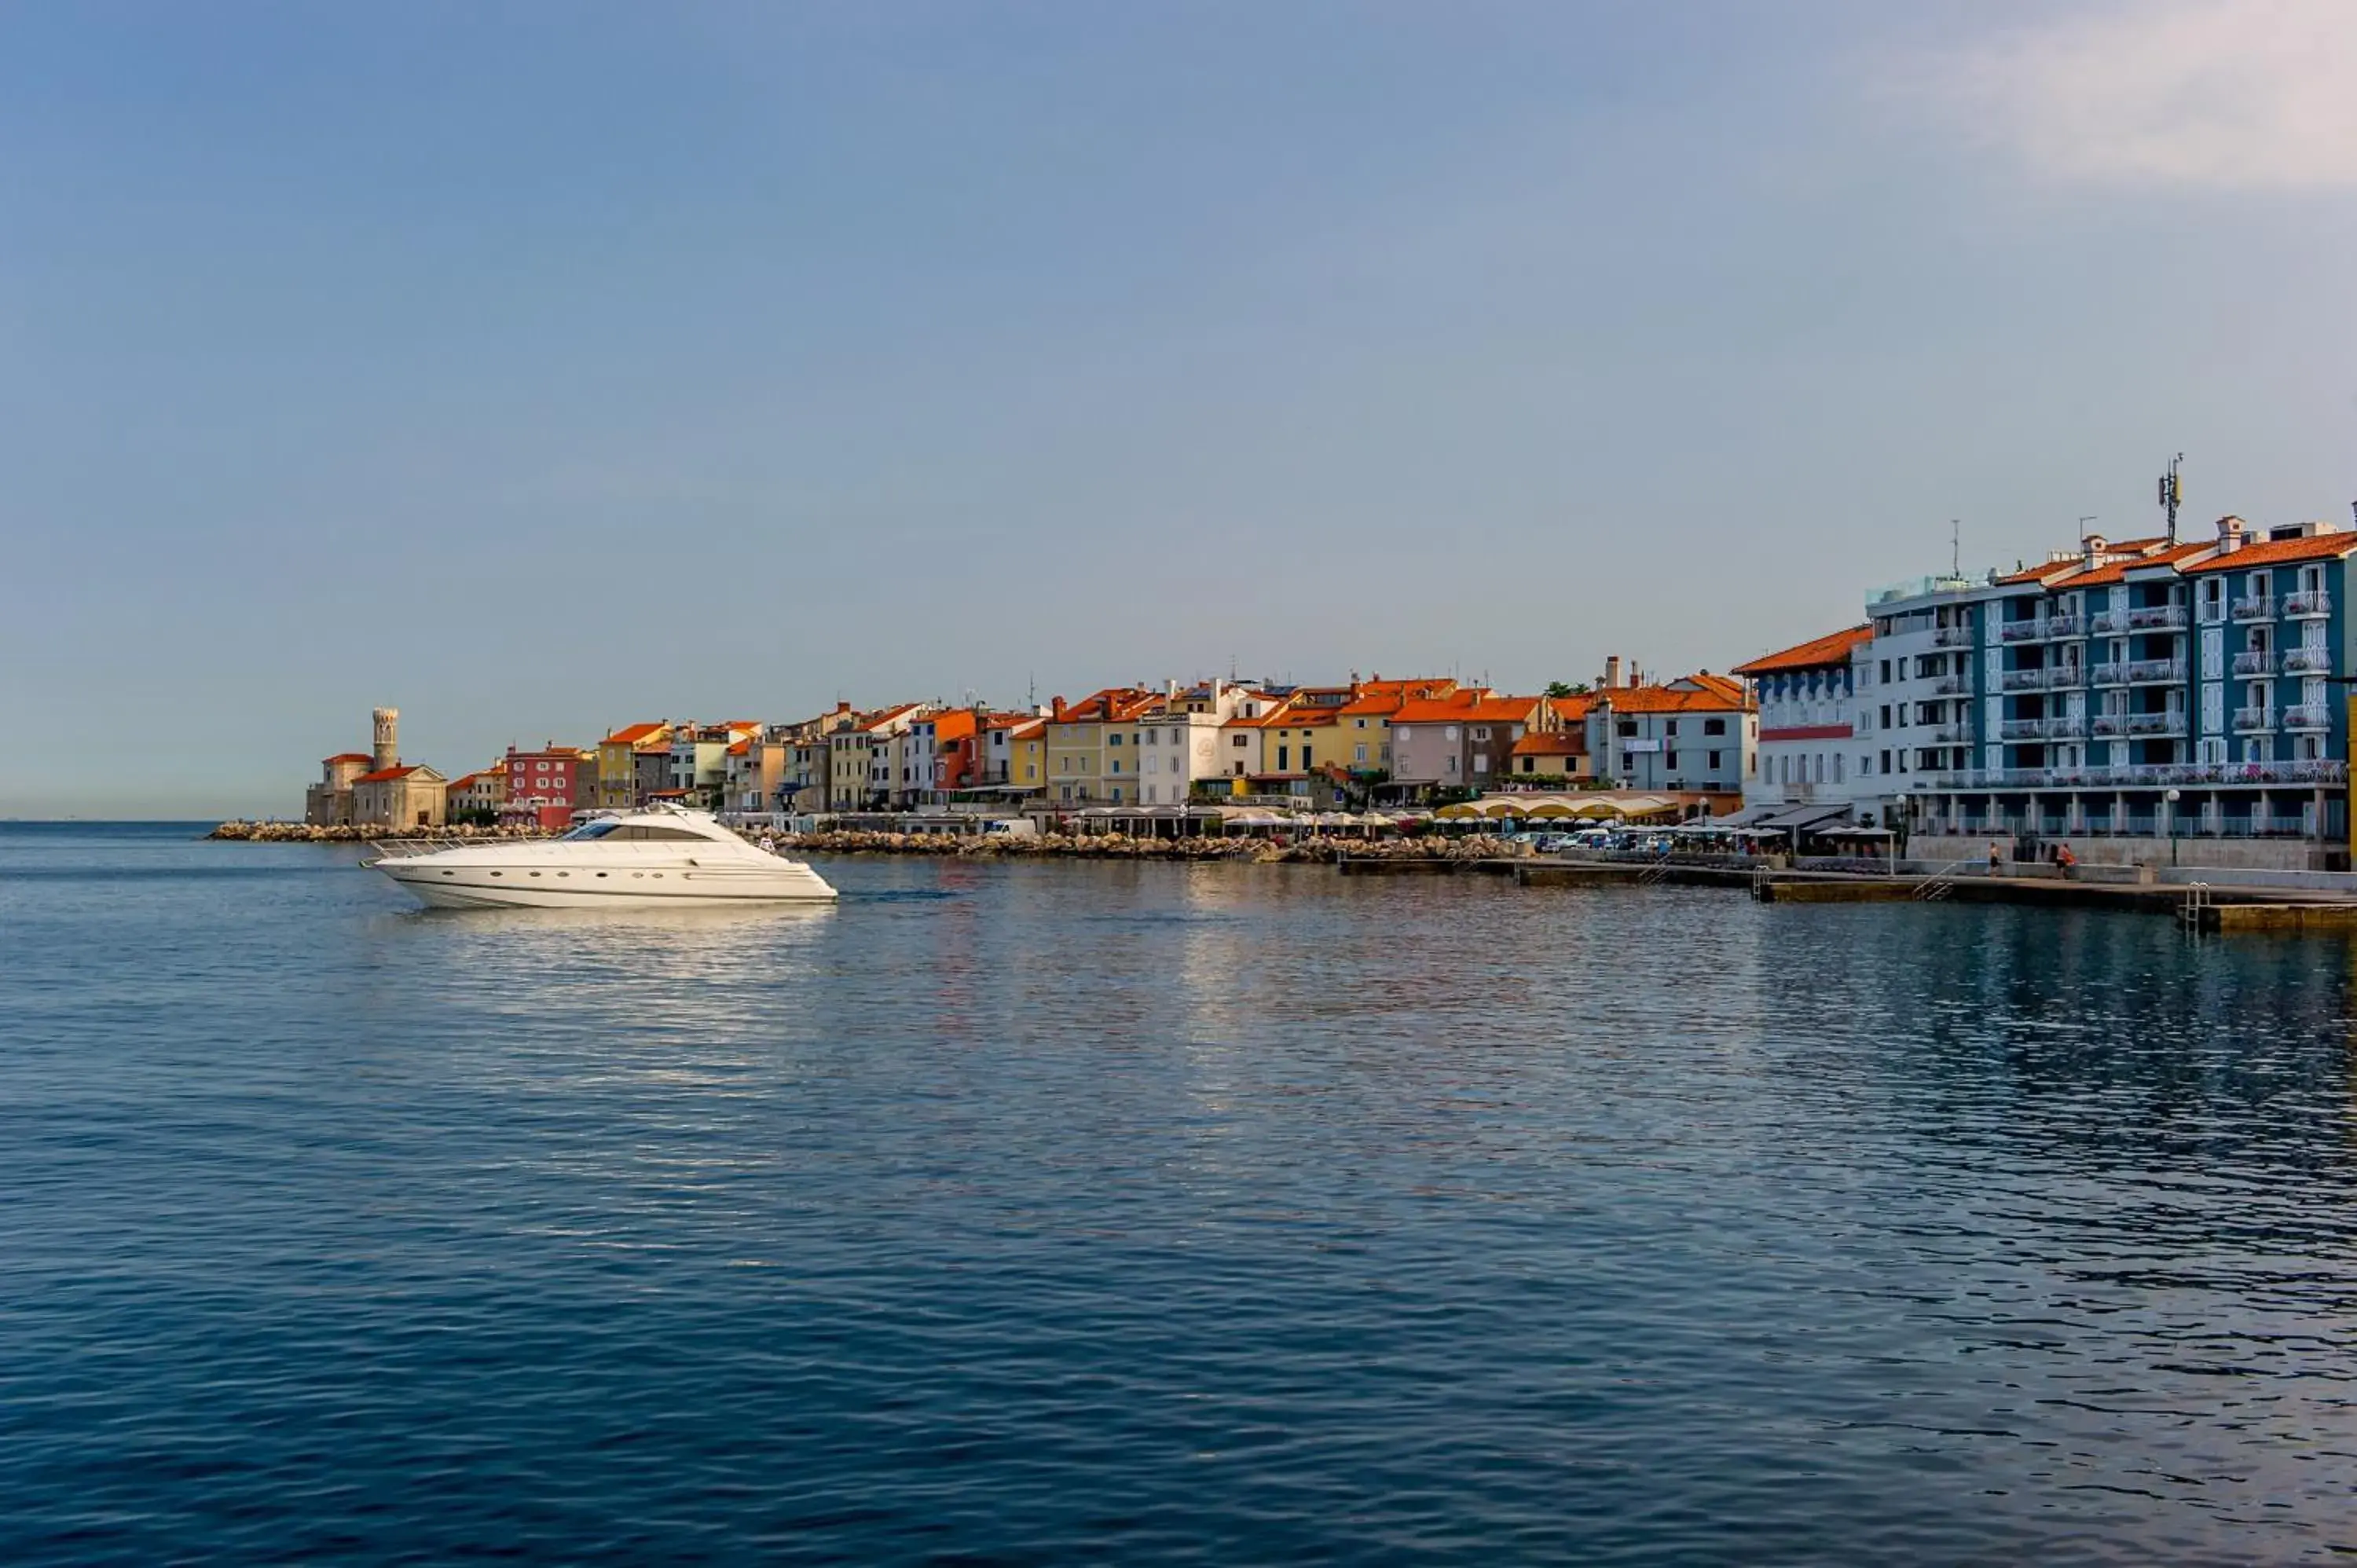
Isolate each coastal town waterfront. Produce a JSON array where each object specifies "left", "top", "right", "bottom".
[
  {"left": 8, "top": 820, "right": 2357, "bottom": 1563},
  {"left": 293, "top": 504, "right": 2357, "bottom": 880}
]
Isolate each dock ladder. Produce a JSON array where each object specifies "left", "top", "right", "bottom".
[
  {"left": 1637, "top": 859, "right": 1673, "bottom": 887},
  {"left": 1749, "top": 863, "right": 1773, "bottom": 902},
  {"left": 1913, "top": 858, "right": 1970, "bottom": 901},
  {"left": 2179, "top": 881, "right": 2212, "bottom": 932}
]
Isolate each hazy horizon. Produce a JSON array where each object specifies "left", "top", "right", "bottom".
[{"left": 6, "top": 2, "right": 2355, "bottom": 818}]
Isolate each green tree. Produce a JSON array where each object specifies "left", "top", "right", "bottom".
[{"left": 1543, "top": 680, "right": 1591, "bottom": 698}]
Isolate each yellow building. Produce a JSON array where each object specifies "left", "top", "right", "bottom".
[{"left": 596, "top": 722, "right": 669, "bottom": 809}]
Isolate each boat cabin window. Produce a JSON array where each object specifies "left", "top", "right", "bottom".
[{"left": 559, "top": 820, "right": 706, "bottom": 841}]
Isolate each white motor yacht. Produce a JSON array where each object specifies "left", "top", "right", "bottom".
[{"left": 365, "top": 806, "right": 838, "bottom": 910}]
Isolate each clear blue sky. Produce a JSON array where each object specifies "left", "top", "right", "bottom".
[{"left": 5, "top": 1, "right": 2353, "bottom": 817}]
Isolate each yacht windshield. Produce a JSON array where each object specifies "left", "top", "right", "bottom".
[{"left": 560, "top": 820, "right": 619, "bottom": 841}]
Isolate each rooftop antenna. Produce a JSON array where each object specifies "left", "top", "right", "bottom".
[
  {"left": 2157, "top": 453, "right": 2183, "bottom": 543},
  {"left": 2078, "top": 515, "right": 2098, "bottom": 537},
  {"left": 1950, "top": 518, "right": 1959, "bottom": 577}
]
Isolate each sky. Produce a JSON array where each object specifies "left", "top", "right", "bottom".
[{"left": 3, "top": 1, "right": 2355, "bottom": 817}]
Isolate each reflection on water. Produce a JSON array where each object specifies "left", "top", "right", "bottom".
[{"left": 5, "top": 827, "right": 2357, "bottom": 1564}]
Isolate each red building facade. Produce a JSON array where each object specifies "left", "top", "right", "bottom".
[{"left": 503, "top": 745, "right": 584, "bottom": 831}]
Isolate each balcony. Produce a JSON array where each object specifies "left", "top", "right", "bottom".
[
  {"left": 2041, "top": 713, "right": 2084, "bottom": 738},
  {"left": 2231, "top": 595, "right": 2275, "bottom": 622},
  {"left": 2000, "top": 668, "right": 2047, "bottom": 692},
  {"left": 2088, "top": 609, "right": 2131, "bottom": 636},
  {"left": 2125, "top": 658, "right": 2187, "bottom": 685},
  {"left": 1935, "top": 759, "right": 2346, "bottom": 790},
  {"left": 2089, "top": 713, "right": 2128, "bottom": 738},
  {"left": 1930, "top": 625, "right": 1975, "bottom": 648},
  {"left": 1998, "top": 618, "right": 2044, "bottom": 643},
  {"left": 1933, "top": 722, "right": 1974, "bottom": 745},
  {"left": 2282, "top": 647, "right": 2334, "bottom": 674},
  {"left": 1930, "top": 674, "right": 1972, "bottom": 696},
  {"left": 2128, "top": 604, "right": 2189, "bottom": 630},
  {"left": 2128, "top": 711, "right": 2187, "bottom": 736},
  {"left": 2284, "top": 703, "right": 2332, "bottom": 731},
  {"left": 1997, "top": 718, "right": 2047, "bottom": 741},
  {"left": 2286, "top": 589, "right": 2332, "bottom": 618},
  {"left": 2232, "top": 650, "right": 2278, "bottom": 676},
  {"left": 2045, "top": 614, "right": 2086, "bottom": 639},
  {"left": 2046, "top": 662, "right": 2087, "bottom": 689},
  {"left": 2233, "top": 706, "right": 2275, "bottom": 733}
]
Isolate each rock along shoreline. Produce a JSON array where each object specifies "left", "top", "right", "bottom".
[{"left": 206, "top": 819, "right": 1529, "bottom": 864}]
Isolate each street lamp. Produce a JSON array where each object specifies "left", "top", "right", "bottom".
[{"left": 2165, "top": 786, "right": 2180, "bottom": 866}]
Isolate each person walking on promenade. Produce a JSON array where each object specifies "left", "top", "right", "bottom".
[{"left": 1988, "top": 838, "right": 2004, "bottom": 875}]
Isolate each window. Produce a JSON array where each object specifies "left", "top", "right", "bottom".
[
  {"left": 1703, "top": 718, "right": 1726, "bottom": 735},
  {"left": 1444, "top": 726, "right": 1459, "bottom": 742},
  {"left": 1665, "top": 750, "right": 1678, "bottom": 768},
  {"left": 1880, "top": 660, "right": 1891, "bottom": 683},
  {"left": 1707, "top": 750, "right": 1721, "bottom": 769},
  {"left": 1617, "top": 720, "right": 1637, "bottom": 738},
  {"left": 1472, "top": 727, "right": 1490, "bottom": 741},
  {"left": 1109, "top": 734, "right": 1123, "bottom": 746},
  {"left": 1620, "top": 753, "right": 1633, "bottom": 773},
  {"left": 1473, "top": 755, "right": 1489, "bottom": 773},
  {"left": 1666, "top": 720, "right": 1678, "bottom": 737},
  {"left": 1879, "top": 749, "right": 1891, "bottom": 775},
  {"left": 1354, "top": 744, "right": 1367, "bottom": 764},
  {"left": 1880, "top": 705, "right": 1892, "bottom": 728},
  {"left": 1232, "top": 735, "right": 1248, "bottom": 748}
]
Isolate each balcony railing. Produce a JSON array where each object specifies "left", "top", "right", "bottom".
[
  {"left": 2127, "top": 711, "right": 2187, "bottom": 735},
  {"left": 1998, "top": 719, "right": 2047, "bottom": 741},
  {"left": 2233, "top": 706, "right": 2275, "bottom": 733},
  {"left": 1930, "top": 625, "right": 1975, "bottom": 648},
  {"left": 2045, "top": 614, "right": 2086, "bottom": 639},
  {"left": 2089, "top": 713, "right": 2128, "bottom": 738},
  {"left": 1929, "top": 759, "right": 2346, "bottom": 790},
  {"left": 1930, "top": 675, "right": 1972, "bottom": 695},
  {"left": 2088, "top": 609, "right": 2131, "bottom": 636},
  {"left": 2091, "top": 663, "right": 2129, "bottom": 687},
  {"left": 2282, "top": 647, "right": 2334, "bottom": 674},
  {"left": 2284, "top": 704, "right": 2332, "bottom": 731},
  {"left": 2128, "top": 604, "right": 2189, "bottom": 630},
  {"left": 2231, "top": 596, "right": 2275, "bottom": 621},
  {"left": 1998, "top": 619, "right": 2044, "bottom": 643},
  {"left": 2286, "top": 590, "right": 2332, "bottom": 618},
  {"left": 2232, "top": 650, "right": 2278, "bottom": 676},
  {"left": 2126, "top": 658, "right": 2187, "bottom": 684},
  {"left": 2046, "top": 662, "right": 2087, "bottom": 688},
  {"left": 1933, "top": 723, "right": 1974, "bottom": 744},
  {"left": 2000, "top": 669, "right": 2047, "bottom": 692}
]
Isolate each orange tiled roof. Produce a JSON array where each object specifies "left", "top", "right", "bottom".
[
  {"left": 1512, "top": 731, "right": 1585, "bottom": 757},
  {"left": 322, "top": 752, "right": 374, "bottom": 764},
  {"left": 1547, "top": 694, "right": 1593, "bottom": 724},
  {"left": 726, "top": 739, "right": 751, "bottom": 756},
  {"left": 928, "top": 710, "right": 980, "bottom": 742},
  {"left": 1683, "top": 672, "right": 1747, "bottom": 704},
  {"left": 1733, "top": 625, "right": 1871, "bottom": 676},
  {"left": 1598, "top": 685, "right": 1750, "bottom": 715},
  {"left": 354, "top": 765, "right": 423, "bottom": 784},
  {"left": 601, "top": 722, "right": 666, "bottom": 746},
  {"left": 860, "top": 702, "right": 924, "bottom": 731},
  {"left": 2180, "top": 532, "right": 2357, "bottom": 574},
  {"left": 2055, "top": 540, "right": 2211, "bottom": 587}
]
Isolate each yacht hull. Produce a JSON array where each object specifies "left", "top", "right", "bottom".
[{"left": 372, "top": 859, "right": 838, "bottom": 910}]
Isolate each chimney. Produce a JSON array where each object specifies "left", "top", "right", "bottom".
[
  {"left": 1052, "top": 696, "right": 1069, "bottom": 721},
  {"left": 1603, "top": 655, "right": 1622, "bottom": 690},
  {"left": 2217, "top": 515, "right": 2246, "bottom": 554},
  {"left": 2083, "top": 533, "right": 2106, "bottom": 566}
]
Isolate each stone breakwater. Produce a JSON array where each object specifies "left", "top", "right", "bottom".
[
  {"left": 772, "top": 830, "right": 1530, "bottom": 863},
  {"left": 207, "top": 822, "right": 552, "bottom": 844}
]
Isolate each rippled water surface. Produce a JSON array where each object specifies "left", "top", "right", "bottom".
[{"left": 6, "top": 823, "right": 2357, "bottom": 1563}]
